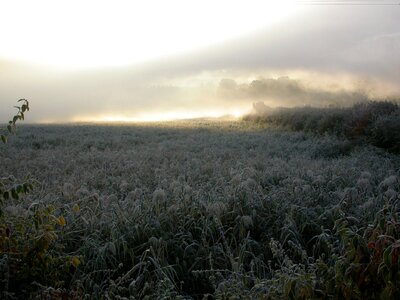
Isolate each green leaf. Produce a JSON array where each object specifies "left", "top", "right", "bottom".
[
  {"left": 71, "top": 256, "right": 81, "bottom": 267},
  {"left": 16, "top": 185, "right": 23, "bottom": 193},
  {"left": 380, "top": 286, "right": 392, "bottom": 300},
  {"left": 383, "top": 246, "right": 392, "bottom": 268},
  {"left": 11, "top": 188, "right": 19, "bottom": 200},
  {"left": 1, "top": 135, "right": 7, "bottom": 144},
  {"left": 21, "top": 104, "right": 27, "bottom": 112},
  {"left": 22, "top": 183, "right": 31, "bottom": 192},
  {"left": 7, "top": 125, "right": 12, "bottom": 133},
  {"left": 72, "top": 204, "right": 80, "bottom": 213},
  {"left": 108, "top": 242, "right": 117, "bottom": 255}
]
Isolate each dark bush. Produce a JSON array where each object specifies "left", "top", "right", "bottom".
[
  {"left": 246, "top": 101, "right": 400, "bottom": 153},
  {"left": 369, "top": 111, "right": 400, "bottom": 152}
]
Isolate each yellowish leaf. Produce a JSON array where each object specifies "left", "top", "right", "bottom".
[
  {"left": 72, "top": 204, "right": 80, "bottom": 213},
  {"left": 58, "top": 216, "right": 66, "bottom": 226},
  {"left": 71, "top": 256, "right": 81, "bottom": 267}
]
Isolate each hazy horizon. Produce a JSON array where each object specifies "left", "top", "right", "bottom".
[{"left": 1, "top": 1, "right": 399, "bottom": 123}]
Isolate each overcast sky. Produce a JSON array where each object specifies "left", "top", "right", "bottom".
[{"left": 0, "top": 1, "right": 399, "bottom": 122}]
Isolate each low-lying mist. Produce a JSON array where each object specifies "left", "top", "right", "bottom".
[
  {"left": 0, "top": 60, "right": 399, "bottom": 123},
  {"left": 1, "top": 4, "right": 399, "bottom": 123}
]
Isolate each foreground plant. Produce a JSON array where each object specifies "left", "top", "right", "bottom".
[
  {"left": 0, "top": 100, "right": 80, "bottom": 298},
  {"left": 1, "top": 99, "right": 33, "bottom": 216}
]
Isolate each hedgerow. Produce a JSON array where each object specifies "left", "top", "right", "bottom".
[{"left": 245, "top": 101, "right": 400, "bottom": 153}]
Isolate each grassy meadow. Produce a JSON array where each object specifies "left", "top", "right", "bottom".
[{"left": 1, "top": 108, "right": 400, "bottom": 298}]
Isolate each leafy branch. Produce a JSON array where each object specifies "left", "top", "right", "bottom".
[
  {"left": 1, "top": 99, "right": 32, "bottom": 216},
  {"left": 1, "top": 98, "right": 29, "bottom": 144}
]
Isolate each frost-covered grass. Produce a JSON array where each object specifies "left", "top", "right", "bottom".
[
  {"left": 245, "top": 101, "right": 400, "bottom": 153},
  {"left": 1, "top": 120, "right": 399, "bottom": 299}
]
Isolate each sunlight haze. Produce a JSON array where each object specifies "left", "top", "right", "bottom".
[
  {"left": 0, "top": 0, "right": 399, "bottom": 123},
  {"left": 0, "top": 0, "right": 298, "bottom": 69}
]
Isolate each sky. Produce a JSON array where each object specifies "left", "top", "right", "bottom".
[{"left": 0, "top": 0, "right": 399, "bottom": 123}]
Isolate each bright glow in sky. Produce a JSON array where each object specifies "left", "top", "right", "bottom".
[
  {"left": 1, "top": 1, "right": 396, "bottom": 124},
  {"left": 0, "top": 0, "right": 297, "bottom": 69},
  {"left": 70, "top": 108, "right": 247, "bottom": 123}
]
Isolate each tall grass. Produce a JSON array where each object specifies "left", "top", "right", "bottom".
[{"left": 0, "top": 121, "right": 399, "bottom": 298}]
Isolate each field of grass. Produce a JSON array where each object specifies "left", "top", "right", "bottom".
[{"left": 1, "top": 119, "right": 400, "bottom": 299}]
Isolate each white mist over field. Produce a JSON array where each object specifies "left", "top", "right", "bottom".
[{"left": 0, "top": 1, "right": 399, "bottom": 122}]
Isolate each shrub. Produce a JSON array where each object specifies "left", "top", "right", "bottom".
[
  {"left": 245, "top": 101, "right": 400, "bottom": 153},
  {"left": 1, "top": 100, "right": 77, "bottom": 298},
  {"left": 369, "top": 111, "right": 400, "bottom": 153},
  {"left": 0, "top": 99, "right": 33, "bottom": 216}
]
